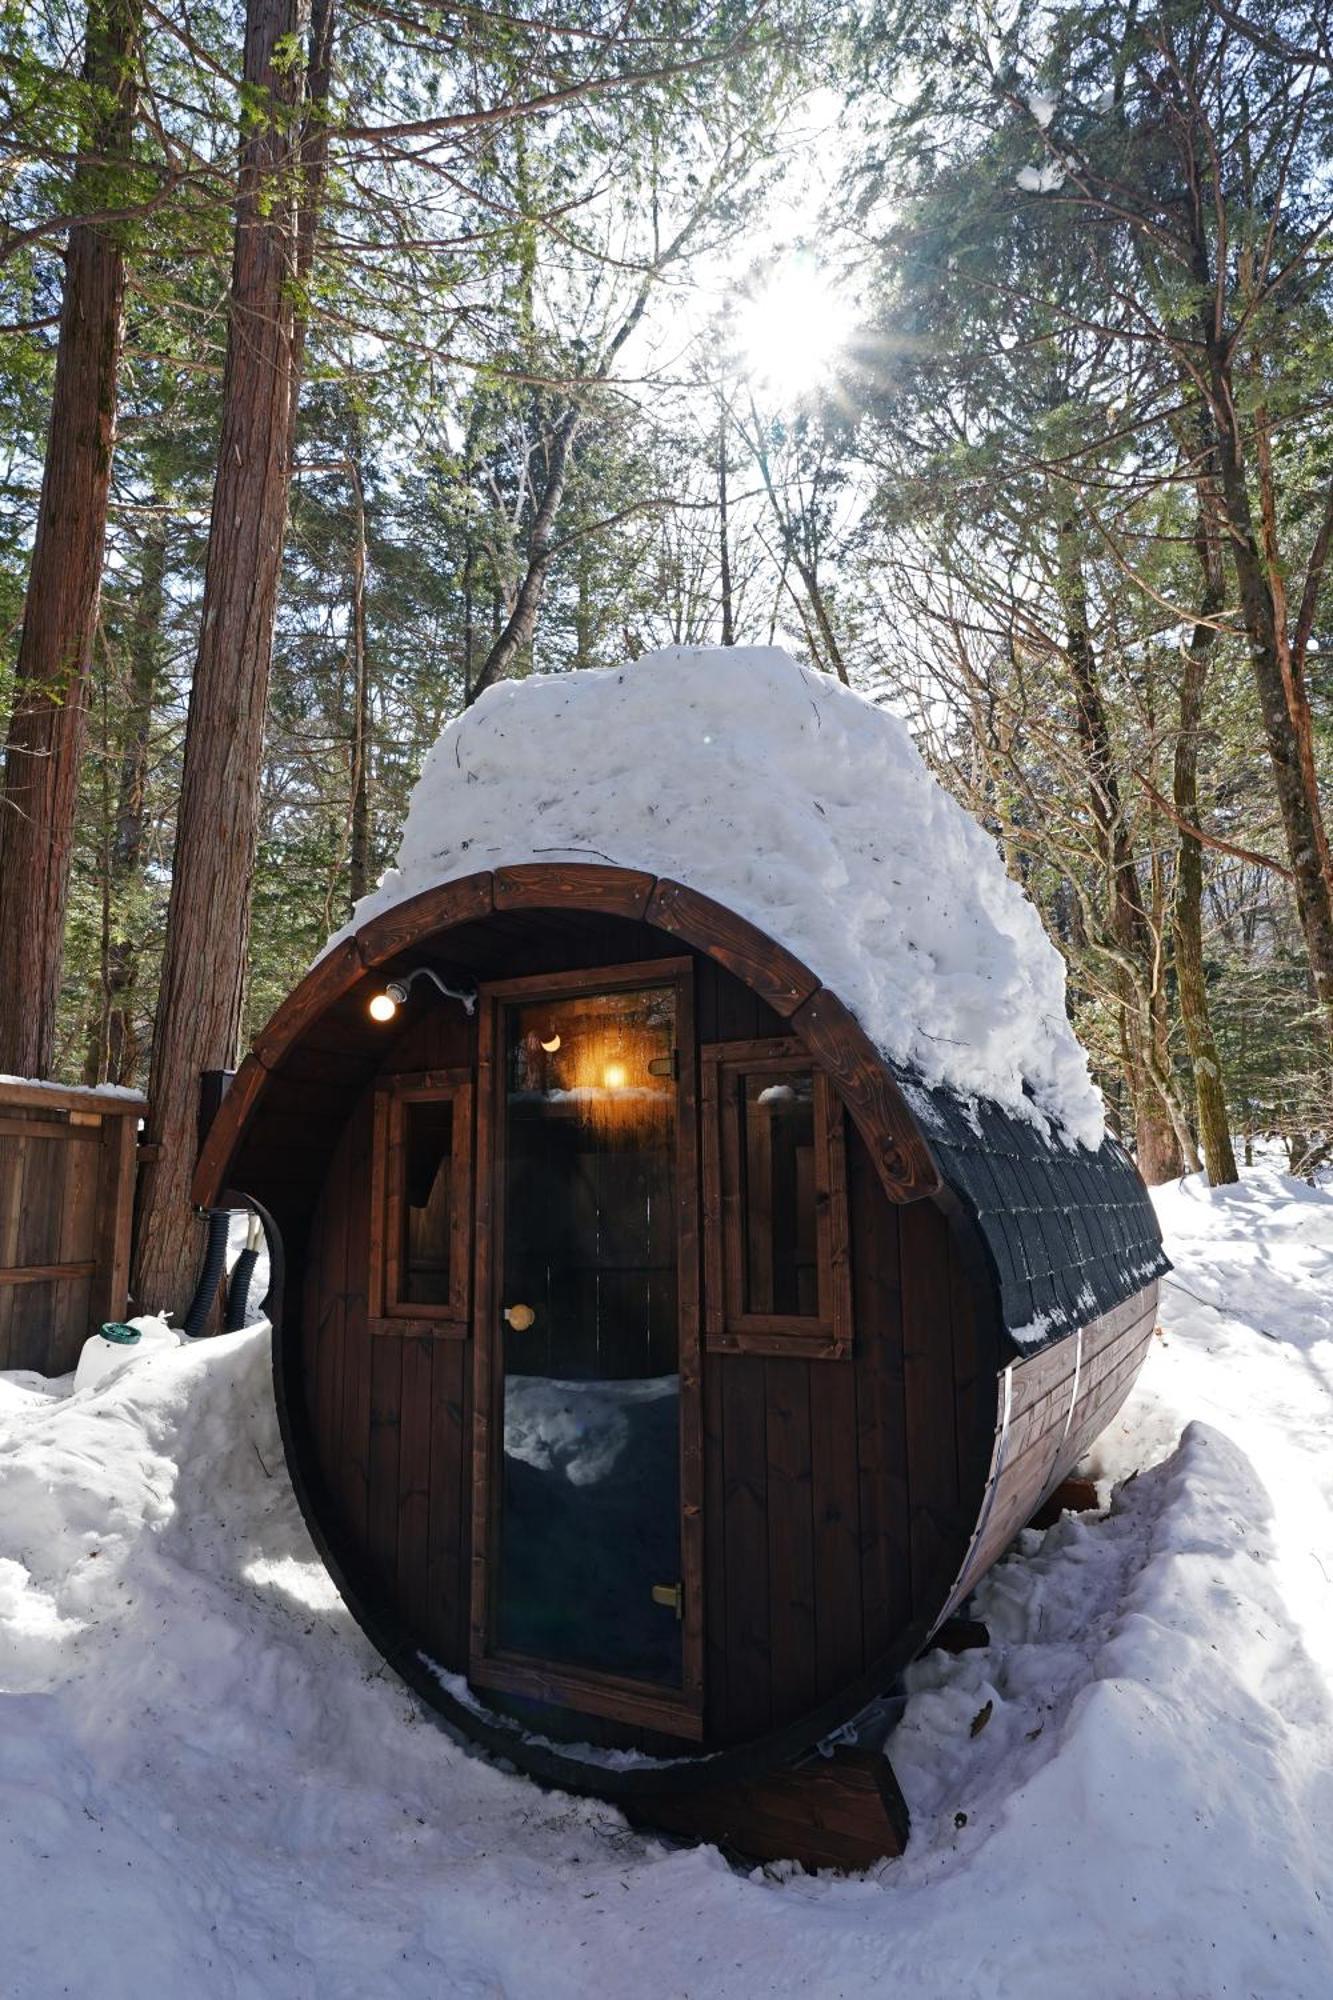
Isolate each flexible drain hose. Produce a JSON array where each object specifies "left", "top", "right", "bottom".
[
  {"left": 183, "top": 1208, "right": 232, "bottom": 1338},
  {"left": 225, "top": 1211, "right": 263, "bottom": 1332}
]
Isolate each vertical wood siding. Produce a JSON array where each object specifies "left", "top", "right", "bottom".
[{"left": 0, "top": 1084, "right": 139, "bottom": 1373}]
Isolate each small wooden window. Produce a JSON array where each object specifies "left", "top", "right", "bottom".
[
  {"left": 371, "top": 1069, "right": 473, "bottom": 1335},
  {"left": 701, "top": 1039, "right": 851, "bottom": 1358}
]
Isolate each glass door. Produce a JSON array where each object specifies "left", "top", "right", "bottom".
[{"left": 484, "top": 974, "right": 689, "bottom": 1700}]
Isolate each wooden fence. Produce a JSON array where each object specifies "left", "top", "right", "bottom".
[{"left": 0, "top": 1080, "right": 143, "bottom": 1375}]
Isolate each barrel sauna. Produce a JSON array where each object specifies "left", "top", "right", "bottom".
[{"left": 195, "top": 863, "right": 1167, "bottom": 1869}]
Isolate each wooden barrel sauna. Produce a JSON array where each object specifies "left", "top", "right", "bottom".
[{"left": 195, "top": 863, "right": 1166, "bottom": 1868}]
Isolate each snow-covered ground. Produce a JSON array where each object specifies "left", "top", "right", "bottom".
[{"left": 2, "top": 1166, "right": 1331, "bottom": 1998}]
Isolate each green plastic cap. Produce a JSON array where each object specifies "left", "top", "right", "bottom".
[{"left": 99, "top": 1321, "right": 141, "bottom": 1346}]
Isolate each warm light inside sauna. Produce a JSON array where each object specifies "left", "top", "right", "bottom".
[
  {"left": 566, "top": 1019, "right": 670, "bottom": 1143},
  {"left": 368, "top": 991, "right": 398, "bottom": 1023}
]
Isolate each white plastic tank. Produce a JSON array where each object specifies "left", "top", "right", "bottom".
[{"left": 73, "top": 1315, "right": 183, "bottom": 1393}]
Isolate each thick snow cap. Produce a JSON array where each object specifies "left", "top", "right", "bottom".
[{"left": 343, "top": 647, "right": 1105, "bottom": 1149}]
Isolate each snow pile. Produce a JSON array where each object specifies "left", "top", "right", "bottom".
[
  {"left": 2, "top": 1166, "right": 1331, "bottom": 1994},
  {"left": 335, "top": 649, "right": 1104, "bottom": 1148}
]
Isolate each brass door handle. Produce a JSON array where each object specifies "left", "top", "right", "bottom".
[{"left": 503, "top": 1303, "right": 536, "bottom": 1332}]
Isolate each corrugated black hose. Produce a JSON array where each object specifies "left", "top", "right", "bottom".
[
  {"left": 225, "top": 1212, "right": 263, "bottom": 1332},
  {"left": 183, "top": 1207, "right": 232, "bottom": 1338}
]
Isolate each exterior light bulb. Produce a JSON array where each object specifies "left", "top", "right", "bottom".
[{"left": 369, "top": 991, "right": 398, "bottom": 1023}]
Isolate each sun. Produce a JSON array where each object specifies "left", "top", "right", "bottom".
[{"left": 733, "top": 257, "right": 855, "bottom": 401}]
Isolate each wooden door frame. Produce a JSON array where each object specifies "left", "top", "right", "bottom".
[{"left": 467, "top": 955, "right": 705, "bottom": 1740}]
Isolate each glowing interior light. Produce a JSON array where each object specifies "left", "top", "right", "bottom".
[
  {"left": 368, "top": 991, "right": 398, "bottom": 1023},
  {"left": 602, "top": 1061, "right": 629, "bottom": 1091},
  {"left": 540, "top": 1033, "right": 562, "bottom": 1053}
]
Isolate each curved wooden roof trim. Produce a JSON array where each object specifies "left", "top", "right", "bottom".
[{"left": 193, "top": 862, "right": 942, "bottom": 1208}]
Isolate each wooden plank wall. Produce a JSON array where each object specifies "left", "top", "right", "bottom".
[
  {"left": 696, "top": 961, "right": 990, "bottom": 1743},
  {"left": 301, "top": 998, "right": 475, "bottom": 1670},
  {"left": 296, "top": 941, "right": 997, "bottom": 1743},
  {"left": 945, "top": 1282, "right": 1159, "bottom": 1611},
  {"left": 0, "top": 1083, "right": 141, "bottom": 1374}
]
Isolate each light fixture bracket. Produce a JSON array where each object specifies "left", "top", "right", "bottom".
[{"left": 384, "top": 965, "right": 478, "bottom": 1016}]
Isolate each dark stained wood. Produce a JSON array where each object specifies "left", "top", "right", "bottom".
[
  {"left": 355, "top": 871, "right": 494, "bottom": 968},
  {"left": 367, "top": 1333, "right": 404, "bottom": 1581},
  {"left": 700, "top": 1049, "right": 724, "bottom": 1345},
  {"left": 719, "top": 1352, "right": 771, "bottom": 1736},
  {"left": 191, "top": 1054, "right": 268, "bottom": 1207},
  {"left": 396, "top": 1333, "right": 434, "bottom": 1631},
  {"left": 373, "top": 1069, "right": 473, "bottom": 1331},
  {"left": 469, "top": 1653, "right": 706, "bottom": 1741},
  {"left": 899, "top": 1198, "right": 961, "bottom": 1606},
  {"left": 252, "top": 936, "right": 368, "bottom": 1071},
  {"left": 469, "top": 959, "right": 703, "bottom": 1738},
  {"left": 231, "top": 870, "right": 1161, "bottom": 1852},
  {"left": 467, "top": 991, "right": 499, "bottom": 1671},
  {"left": 494, "top": 862, "right": 656, "bottom": 920},
  {"left": 481, "top": 954, "right": 691, "bottom": 1001},
  {"left": 369, "top": 1316, "right": 469, "bottom": 1340},
  {"left": 425, "top": 1332, "right": 469, "bottom": 1667},
  {"left": 701, "top": 1042, "right": 852, "bottom": 1360},
  {"left": 764, "top": 1356, "right": 817, "bottom": 1723},
  {"left": 791, "top": 987, "right": 940, "bottom": 1204},
  {"left": 308, "top": 1101, "right": 350, "bottom": 1519},
  {"left": 808, "top": 1350, "right": 863, "bottom": 1696},
  {"left": 647, "top": 879, "right": 819, "bottom": 1017},
  {"left": 627, "top": 1748, "right": 909, "bottom": 1870},
  {"left": 848, "top": 1134, "right": 912, "bottom": 1660},
  {"left": 702, "top": 1359, "right": 728, "bottom": 1733},
  {"left": 336, "top": 1096, "right": 376, "bottom": 1548},
  {"left": 675, "top": 963, "right": 706, "bottom": 1711}
]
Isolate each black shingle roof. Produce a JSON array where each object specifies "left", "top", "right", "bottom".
[{"left": 897, "top": 1075, "right": 1170, "bottom": 1360}]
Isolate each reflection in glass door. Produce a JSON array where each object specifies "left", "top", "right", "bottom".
[{"left": 494, "top": 980, "right": 682, "bottom": 1688}]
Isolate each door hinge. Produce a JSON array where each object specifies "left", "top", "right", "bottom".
[
  {"left": 646, "top": 1050, "right": 679, "bottom": 1080},
  {"left": 651, "top": 1581, "right": 684, "bottom": 1620}
]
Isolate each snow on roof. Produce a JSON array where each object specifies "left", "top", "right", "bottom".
[{"left": 341, "top": 647, "right": 1105, "bottom": 1148}]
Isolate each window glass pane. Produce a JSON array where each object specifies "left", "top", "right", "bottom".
[
  {"left": 740, "top": 1069, "right": 819, "bottom": 1317},
  {"left": 402, "top": 1098, "right": 454, "bottom": 1306}
]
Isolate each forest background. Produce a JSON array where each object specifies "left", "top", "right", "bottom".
[{"left": 1, "top": 0, "right": 1330, "bottom": 1306}]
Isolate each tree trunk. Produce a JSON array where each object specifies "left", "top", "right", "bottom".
[
  {"left": 1173, "top": 461, "right": 1238, "bottom": 1184},
  {"left": 719, "top": 414, "right": 735, "bottom": 646},
  {"left": 133, "top": 0, "right": 319, "bottom": 1314},
  {"left": 96, "top": 507, "right": 167, "bottom": 1086},
  {"left": 346, "top": 438, "right": 371, "bottom": 910},
  {"left": 1200, "top": 338, "right": 1333, "bottom": 1074},
  {"left": 469, "top": 405, "right": 580, "bottom": 703},
  {"left": 0, "top": 0, "right": 139, "bottom": 1076},
  {"left": 1057, "top": 519, "right": 1185, "bottom": 1180}
]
